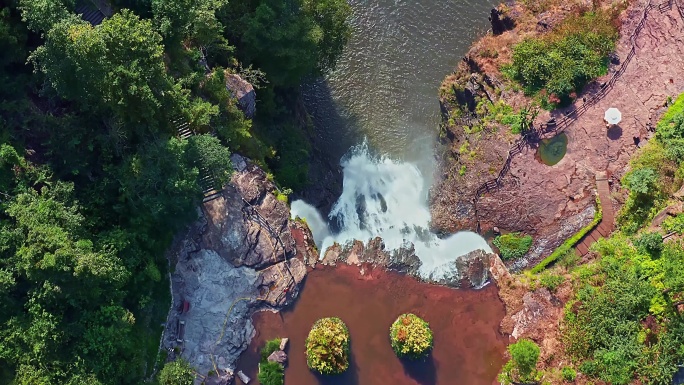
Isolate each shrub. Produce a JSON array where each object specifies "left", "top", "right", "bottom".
[
  {"left": 305, "top": 317, "right": 350, "bottom": 375},
  {"left": 503, "top": 11, "right": 617, "bottom": 106},
  {"left": 634, "top": 231, "right": 663, "bottom": 257},
  {"left": 561, "top": 366, "right": 577, "bottom": 381},
  {"left": 257, "top": 338, "right": 284, "bottom": 385},
  {"left": 493, "top": 233, "right": 533, "bottom": 260},
  {"left": 498, "top": 339, "right": 541, "bottom": 384},
  {"left": 539, "top": 272, "right": 564, "bottom": 292},
  {"left": 258, "top": 361, "right": 284, "bottom": 385},
  {"left": 389, "top": 313, "right": 434, "bottom": 359},
  {"left": 158, "top": 359, "right": 194, "bottom": 385}
]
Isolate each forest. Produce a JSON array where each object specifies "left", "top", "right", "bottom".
[{"left": 0, "top": 0, "right": 350, "bottom": 384}]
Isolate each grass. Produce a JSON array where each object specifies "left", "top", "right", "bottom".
[
  {"left": 493, "top": 232, "right": 533, "bottom": 260},
  {"left": 258, "top": 338, "right": 284, "bottom": 385}
]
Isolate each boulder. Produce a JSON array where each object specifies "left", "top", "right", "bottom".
[
  {"left": 267, "top": 350, "right": 288, "bottom": 365},
  {"left": 279, "top": 338, "right": 289, "bottom": 351},
  {"left": 225, "top": 74, "right": 256, "bottom": 119},
  {"left": 236, "top": 370, "right": 251, "bottom": 384}
]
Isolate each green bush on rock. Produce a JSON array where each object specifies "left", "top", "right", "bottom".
[
  {"left": 258, "top": 361, "right": 284, "bottom": 385},
  {"left": 305, "top": 317, "right": 350, "bottom": 375},
  {"left": 498, "top": 339, "right": 541, "bottom": 385},
  {"left": 493, "top": 233, "right": 533, "bottom": 260},
  {"left": 390, "top": 313, "right": 434, "bottom": 359}
]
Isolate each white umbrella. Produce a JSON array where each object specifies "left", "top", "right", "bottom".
[{"left": 604, "top": 108, "right": 622, "bottom": 125}]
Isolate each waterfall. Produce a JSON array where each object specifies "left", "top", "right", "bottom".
[{"left": 291, "top": 144, "right": 491, "bottom": 279}]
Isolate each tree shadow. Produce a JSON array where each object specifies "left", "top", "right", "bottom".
[
  {"left": 400, "top": 354, "right": 437, "bottom": 385},
  {"left": 607, "top": 125, "right": 623, "bottom": 140},
  {"left": 295, "top": 78, "right": 364, "bottom": 218}
]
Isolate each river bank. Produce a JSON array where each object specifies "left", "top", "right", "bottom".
[{"left": 431, "top": 0, "right": 684, "bottom": 269}]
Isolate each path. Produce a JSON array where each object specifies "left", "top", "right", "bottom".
[{"left": 575, "top": 171, "right": 615, "bottom": 256}]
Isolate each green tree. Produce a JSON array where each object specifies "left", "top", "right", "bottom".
[
  {"left": 18, "top": 0, "right": 74, "bottom": 33},
  {"left": 158, "top": 359, "right": 195, "bottom": 385},
  {"left": 30, "top": 10, "right": 178, "bottom": 133},
  {"left": 498, "top": 339, "right": 540, "bottom": 384}
]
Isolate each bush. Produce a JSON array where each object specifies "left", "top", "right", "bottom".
[
  {"left": 305, "top": 317, "right": 350, "bottom": 375},
  {"left": 498, "top": 339, "right": 541, "bottom": 384},
  {"left": 257, "top": 338, "right": 284, "bottom": 385},
  {"left": 634, "top": 231, "right": 663, "bottom": 257},
  {"left": 158, "top": 359, "right": 194, "bottom": 385},
  {"left": 539, "top": 272, "right": 564, "bottom": 292},
  {"left": 258, "top": 361, "right": 284, "bottom": 385},
  {"left": 503, "top": 11, "right": 617, "bottom": 106},
  {"left": 494, "top": 233, "right": 533, "bottom": 260},
  {"left": 389, "top": 313, "right": 434, "bottom": 359},
  {"left": 561, "top": 366, "right": 577, "bottom": 381}
]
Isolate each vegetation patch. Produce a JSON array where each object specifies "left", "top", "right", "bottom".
[
  {"left": 305, "top": 317, "right": 350, "bottom": 375},
  {"left": 503, "top": 10, "right": 618, "bottom": 107},
  {"left": 257, "top": 338, "right": 285, "bottom": 385},
  {"left": 498, "top": 339, "right": 541, "bottom": 384},
  {"left": 493, "top": 232, "right": 533, "bottom": 260},
  {"left": 389, "top": 313, "right": 434, "bottom": 360}
]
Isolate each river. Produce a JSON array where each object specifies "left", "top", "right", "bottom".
[{"left": 293, "top": 0, "right": 499, "bottom": 279}]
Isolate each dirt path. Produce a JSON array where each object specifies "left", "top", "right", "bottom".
[{"left": 474, "top": 0, "right": 684, "bottom": 266}]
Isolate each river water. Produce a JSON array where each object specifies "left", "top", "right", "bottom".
[{"left": 293, "top": 0, "right": 499, "bottom": 279}]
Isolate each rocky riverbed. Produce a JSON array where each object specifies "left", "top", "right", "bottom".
[{"left": 159, "top": 155, "right": 316, "bottom": 381}]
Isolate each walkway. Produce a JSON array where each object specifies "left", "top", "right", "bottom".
[{"left": 575, "top": 171, "right": 615, "bottom": 256}]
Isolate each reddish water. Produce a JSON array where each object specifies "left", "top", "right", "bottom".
[{"left": 237, "top": 264, "right": 507, "bottom": 385}]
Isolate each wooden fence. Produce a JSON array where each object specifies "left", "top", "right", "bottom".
[{"left": 473, "top": 0, "right": 670, "bottom": 199}]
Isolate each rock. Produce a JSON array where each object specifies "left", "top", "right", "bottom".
[
  {"left": 386, "top": 244, "right": 422, "bottom": 277},
  {"left": 493, "top": 226, "right": 501, "bottom": 235},
  {"left": 202, "top": 155, "right": 295, "bottom": 269},
  {"left": 267, "top": 350, "right": 287, "bottom": 365},
  {"left": 279, "top": 338, "right": 289, "bottom": 351},
  {"left": 225, "top": 74, "right": 256, "bottom": 119},
  {"left": 237, "top": 370, "right": 251, "bottom": 384},
  {"left": 204, "top": 370, "right": 234, "bottom": 385}
]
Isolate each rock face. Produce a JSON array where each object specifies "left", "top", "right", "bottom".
[
  {"left": 267, "top": 350, "right": 287, "bottom": 365},
  {"left": 321, "top": 239, "right": 494, "bottom": 289},
  {"left": 161, "top": 155, "right": 317, "bottom": 378},
  {"left": 225, "top": 74, "right": 256, "bottom": 119}
]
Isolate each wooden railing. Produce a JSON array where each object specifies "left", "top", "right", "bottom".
[{"left": 472, "top": 0, "right": 670, "bottom": 200}]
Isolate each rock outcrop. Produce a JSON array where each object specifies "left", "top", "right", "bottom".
[
  {"left": 161, "top": 155, "right": 317, "bottom": 379},
  {"left": 225, "top": 74, "right": 256, "bottom": 119},
  {"left": 321, "top": 238, "right": 494, "bottom": 289}
]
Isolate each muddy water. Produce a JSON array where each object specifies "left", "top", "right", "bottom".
[{"left": 237, "top": 265, "right": 507, "bottom": 385}]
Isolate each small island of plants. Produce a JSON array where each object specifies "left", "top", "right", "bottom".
[
  {"left": 390, "top": 313, "right": 434, "bottom": 359},
  {"left": 305, "top": 317, "right": 350, "bottom": 375}
]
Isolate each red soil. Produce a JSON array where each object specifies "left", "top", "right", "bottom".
[{"left": 237, "top": 264, "right": 507, "bottom": 385}]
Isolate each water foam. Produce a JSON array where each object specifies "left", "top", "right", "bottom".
[{"left": 290, "top": 144, "right": 491, "bottom": 279}]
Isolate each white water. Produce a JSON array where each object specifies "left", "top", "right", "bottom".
[{"left": 291, "top": 144, "right": 491, "bottom": 280}]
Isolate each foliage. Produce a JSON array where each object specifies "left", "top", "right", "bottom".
[
  {"left": 158, "top": 359, "right": 194, "bottom": 385},
  {"left": 260, "top": 338, "right": 283, "bottom": 363},
  {"left": 389, "top": 314, "right": 434, "bottom": 360},
  {"left": 561, "top": 235, "right": 684, "bottom": 384},
  {"left": 561, "top": 366, "right": 577, "bottom": 381},
  {"left": 618, "top": 94, "right": 684, "bottom": 233},
  {"left": 503, "top": 10, "right": 618, "bottom": 106},
  {"left": 498, "top": 339, "right": 541, "bottom": 384},
  {"left": 493, "top": 233, "right": 533, "bottom": 260},
  {"left": 18, "top": 0, "right": 74, "bottom": 33},
  {"left": 634, "top": 231, "right": 664, "bottom": 257},
  {"left": 531, "top": 195, "right": 602, "bottom": 273},
  {"left": 258, "top": 361, "right": 284, "bottom": 385},
  {"left": 539, "top": 272, "right": 564, "bottom": 292},
  {"left": 305, "top": 317, "right": 350, "bottom": 375}
]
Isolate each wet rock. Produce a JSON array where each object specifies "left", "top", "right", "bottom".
[
  {"left": 202, "top": 155, "right": 295, "bottom": 269},
  {"left": 267, "top": 350, "right": 288, "bottom": 365},
  {"left": 225, "top": 74, "right": 256, "bottom": 119},
  {"left": 279, "top": 338, "right": 289, "bottom": 351},
  {"left": 386, "top": 244, "right": 422, "bottom": 277}
]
